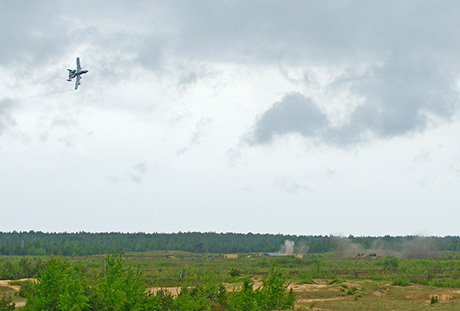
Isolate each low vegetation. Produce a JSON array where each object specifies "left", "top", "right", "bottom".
[
  {"left": 1, "top": 233, "right": 460, "bottom": 309},
  {"left": 5, "top": 253, "right": 293, "bottom": 311}
]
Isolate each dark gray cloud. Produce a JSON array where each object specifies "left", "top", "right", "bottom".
[
  {"left": 0, "top": 2, "right": 166, "bottom": 76},
  {"left": 169, "top": 1, "right": 460, "bottom": 146},
  {"left": 343, "top": 55, "right": 458, "bottom": 138},
  {"left": 4, "top": 2, "right": 460, "bottom": 77},
  {"left": 250, "top": 71, "right": 459, "bottom": 147},
  {"left": 171, "top": 1, "right": 460, "bottom": 66},
  {"left": 3, "top": 2, "right": 460, "bottom": 63},
  {"left": 250, "top": 51, "right": 460, "bottom": 147},
  {"left": 3, "top": 1, "right": 460, "bottom": 147},
  {"left": 0, "top": 3, "right": 71, "bottom": 66},
  {"left": 0, "top": 2, "right": 453, "bottom": 64},
  {"left": 249, "top": 93, "right": 329, "bottom": 144}
]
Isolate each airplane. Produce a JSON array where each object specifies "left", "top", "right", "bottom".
[{"left": 67, "top": 57, "right": 88, "bottom": 90}]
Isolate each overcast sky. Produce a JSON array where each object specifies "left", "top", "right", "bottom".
[{"left": 1, "top": 1, "right": 460, "bottom": 236}]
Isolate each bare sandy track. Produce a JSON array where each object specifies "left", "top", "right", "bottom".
[
  {"left": 0, "top": 279, "right": 33, "bottom": 308},
  {"left": 0, "top": 279, "right": 21, "bottom": 291}
]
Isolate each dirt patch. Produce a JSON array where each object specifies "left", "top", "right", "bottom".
[
  {"left": 147, "top": 287, "right": 181, "bottom": 297},
  {"left": 0, "top": 279, "right": 34, "bottom": 292},
  {"left": 290, "top": 279, "right": 332, "bottom": 292},
  {"left": 297, "top": 297, "right": 346, "bottom": 303},
  {"left": 372, "top": 291, "right": 386, "bottom": 297},
  {"left": 428, "top": 294, "right": 453, "bottom": 302},
  {"left": 0, "top": 279, "right": 31, "bottom": 308}
]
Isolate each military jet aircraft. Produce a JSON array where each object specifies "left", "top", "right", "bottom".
[{"left": 67, "top": 57, "right": 88, "bottom": 90}]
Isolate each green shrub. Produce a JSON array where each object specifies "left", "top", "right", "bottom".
[
  {"left": 430, "top": 295, "right": 439, "bottom": 304},
  {"left": 16, "top": 280, "right": 34, "bottom": 298},
  {"left": 392, "top": 277, "right": 410, "bottom": 286},
  {"left": 229, "top": 268, "right": 240, "bottom": 278},
  {"left": 0, "top": 295, "right": 15, "bottom": 311}
]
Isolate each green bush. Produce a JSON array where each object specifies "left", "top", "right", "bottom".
[
  {"left": 25, "top": 257, "right": 90, "bottom": 311},
  {"left": 94, "top": 252, "right": 145, "bottom": 311},
  {"left": 15, "top": 280, "right": 34, "bottom": 298},
  {"left": 255, "top": 261, "right": 295, "bottom": 310},
  {"left": 392, "top": 276, "right": 410, "bottom": 287},
  {"left": 21, "top": 253, "right": 296, "bottom": 311},
  {"left": 229, "top": 268, "right": 240, "bottom": 278},
  {"left": 0, "top": 295, "right": 15, "bottom": 311}
]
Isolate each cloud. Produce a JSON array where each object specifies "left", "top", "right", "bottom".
[
  {"left": 176, "top": 147, "right": 188, "bottom": 156},
  {"left": 248, "top": 56, "right": 460, "bottom": 147},
  {"left": 0, "top": 99, "right": 15, "bottom": 134},
  {"left": 248, "top": 93, "right": 329, "bottom": 144},
  {"left": 191, "top": 117, "right": 214, "bottom": 144},
  {"left": 2, "top": 2, "right": 460, "bottom": 67},
  {"left": 166, "top": 2, "right": 460, "bottom": 69},
  {"left": 3, "top": 2, "right": 459, "bottom": 149},
  {"left": 342, "top": 55, "right": 458, "bottom": 138},
  {"left": 176, "top": 118, "right": 215, "bottom": 156},
  {"left": 275, "top": 176, "right": 316, "bottom": 195},
  {"left": 226, "top": 146, "right": 247, "bottom": 168},
  {"left": 133, "top": 161, "right": 147, "bottom": 174},
  {"left": 105, "top": 161, "right": 148, "bottom": 184},
  {"left": 129, "top": 161, "right": 148, "bottom": 183},
  {"left": 413, "top": 150, "right": 431, "bottom": 163},
  {"left": 0, "top": 3, "right": 78, "bottom": 68}
]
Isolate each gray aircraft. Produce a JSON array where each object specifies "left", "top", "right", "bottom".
[{"left": 67, "top": 57, "right": 88, "bottom": 90}]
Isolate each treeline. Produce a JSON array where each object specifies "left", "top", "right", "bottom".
[
  {"left": 0, "top": 232, "right": 326, "bottom": 256},
  {"left": 10, "top": 253, "right": 295, "bottom": 311},
  {"left": 1, "top": 231, "right": 460, "bottom": 256}
]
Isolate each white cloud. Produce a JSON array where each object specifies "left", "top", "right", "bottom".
[{"left": 0, "top": 99, "right": 15, "bottom": 134}]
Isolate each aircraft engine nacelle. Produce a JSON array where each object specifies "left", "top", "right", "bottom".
[{"left": 67, "top": 69, "right": 75, "bottom": 80}]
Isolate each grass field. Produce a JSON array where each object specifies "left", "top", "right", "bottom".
[
  {"left": 292, "top": 280, "right": 460, "bottom": 310},
  {"left": 2, "top": 251, "right": 460, "bottom": 309}
]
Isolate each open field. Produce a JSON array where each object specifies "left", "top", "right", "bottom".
[
  {"left": 2, "top": 251, "right": 460, "bottom": 309},
  {"left": 3, "top": 277, "right": 460, "bottom": 310},
  {"left": 110, "top": 251, "right": 460, "bottom": 289},
  {"left": 145, "top": 277, "right": 460, "bottom": 310},
  {"left": 291, "top": 280, "right": 460, "bottom": 310}
]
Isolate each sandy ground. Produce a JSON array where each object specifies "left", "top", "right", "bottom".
[
  {"left": 0, "top": 279, "right": 33, "bottom": 308},
  {"left": 0, "top": 280, "right": 21, "bottom": 292}
]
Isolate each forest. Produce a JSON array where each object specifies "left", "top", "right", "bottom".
[{"left": 1, "top": 231, "right": 460, "bottom": 256}]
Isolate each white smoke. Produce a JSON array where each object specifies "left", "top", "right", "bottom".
[{"left": 281, "top": 240, "right": 295, "bottom": 255}]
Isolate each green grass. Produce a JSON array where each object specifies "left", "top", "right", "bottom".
[
  {"left": 0, "top": 286, "right": 14, "bottom": 294},
  {"left": 4, "top": 251, "right": 460, "bottom": 309}
]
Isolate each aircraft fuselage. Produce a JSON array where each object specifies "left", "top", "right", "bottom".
[
  {"left": 67, "top": 57, "right": 88, "bottom": 89},
  {"left": 67, "top": 69, "right": 88, "bottom": 81}
]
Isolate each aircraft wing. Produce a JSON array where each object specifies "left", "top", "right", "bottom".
[
  {"left": 75, "top": 75, "right": 81, "bottom": 90},
  {"left": 76, "top": 57, "right": 81, "bottom": 72}
]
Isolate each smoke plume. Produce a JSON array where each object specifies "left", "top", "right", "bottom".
[{"left": 281, "top": 240, "right": 295, "bottom": 255}]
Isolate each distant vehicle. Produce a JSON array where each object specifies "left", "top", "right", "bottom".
[{"left": 67, "top": 57, "right": 88, "bottom": 90}]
